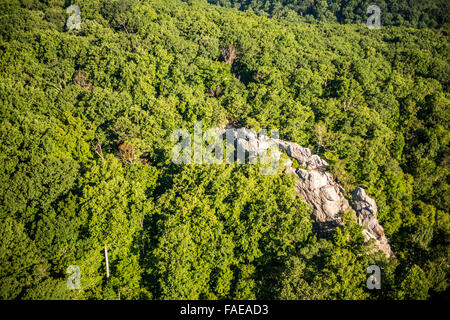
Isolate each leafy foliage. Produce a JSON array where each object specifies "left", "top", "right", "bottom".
[
  {"left": 0, "top": 0, "right": 448, "bottom": 300},
  {"left": 206, "top": 0, "right": 450, "bottom": 29}
]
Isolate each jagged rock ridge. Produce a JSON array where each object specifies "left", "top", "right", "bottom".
[{"left": 219, "top": 127, "right": 393, "bottom": 257}]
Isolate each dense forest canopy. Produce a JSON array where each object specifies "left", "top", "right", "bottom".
[
  {"left": 0, "top": 0, "right": 448, "bottom": 300},
  {"left": 206, "top": 0, "right": 450, "bottom": 29}
]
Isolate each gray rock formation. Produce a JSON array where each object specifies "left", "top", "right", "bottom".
[
  {"left": 218, "top": 126, "right": 393, "bottom": 257},
  {"left": 352, "top": 187, "right": 393, "bottom": 256}
]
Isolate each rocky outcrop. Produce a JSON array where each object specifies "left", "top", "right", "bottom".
[
  {"left": 352, "top": 187, "right": 393, "bottom": 256},
  {"left": 219, "top": 127, "right": 393, "bottom": 257},
  {"left": 280, "top": 140, "right": 393, "bottom": 257},
  {"left": 276, "top": 141, "right": 350, "bottom": 231}
]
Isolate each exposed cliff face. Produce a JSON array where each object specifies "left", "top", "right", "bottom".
[
  {"left": 352, "top": 187, "right": 393, "bottom": 257},
  {"left": 280, "top": 141, "right": 393, "bottom": 257},
  {"left": 219, "top": 127, "right": 393, "bottom": 257}
]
